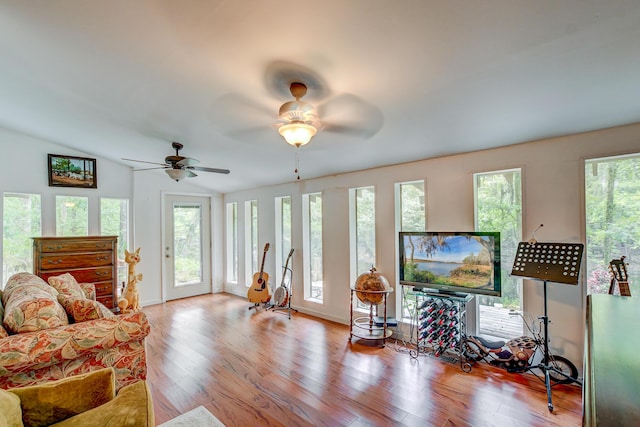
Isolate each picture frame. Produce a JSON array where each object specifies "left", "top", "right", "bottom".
[{"left": 48, "top": 154, "right": 97, "bottom": 188}]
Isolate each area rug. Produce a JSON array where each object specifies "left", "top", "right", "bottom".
[{"left": 158, "top": 406, "right": 225, "bottom": 427}]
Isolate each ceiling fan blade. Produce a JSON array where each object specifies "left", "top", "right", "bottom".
[
  {"left": 176, "top": 157, "right": 199, "bottom": 167},
  {"left": 186, "top": 170, "right": 198, "bottom": 178},
  {"left": 323, "top": 121, "right": 380, "bottom": 138},
  {"left": 211, "top": 93, "right": 274, "bottom": 137},
  {"left": 317, "top": 93, "right": 383, "bottom": 139},
  {"left": 132, "top": 166, "right": 168, "bottom": 171},
  {"left": 191, "top": 166, "right": 231, "bottom": 174},
  {"left": 122, "top": 158, "right": 169, "bottom": 167}
]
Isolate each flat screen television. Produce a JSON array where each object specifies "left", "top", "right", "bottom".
[{"left": 399, "top": 231, "right": 501, "bottom": 297}]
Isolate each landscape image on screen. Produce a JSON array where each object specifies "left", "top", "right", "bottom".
[{"left": 400, "top": 232, "right": 499, "bottom": 294}]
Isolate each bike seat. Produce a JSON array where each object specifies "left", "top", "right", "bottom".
[{"left": 471, "top": 335, "right": 506, "bottom": 349}]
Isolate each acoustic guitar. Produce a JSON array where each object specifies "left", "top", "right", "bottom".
[
  {"left": 609, "top": 256, "right": 631, "bottom": 296},
  {"left": 248, "top": 243, "right": 272, "bottom": 303}
]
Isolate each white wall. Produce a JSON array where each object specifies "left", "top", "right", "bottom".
[{"left": 223, "top": 122, "right": 640, "bottom": 369}]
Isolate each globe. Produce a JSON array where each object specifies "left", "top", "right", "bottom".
[{"left": 354, "top": 267, "right": 392, "bottom": 305}]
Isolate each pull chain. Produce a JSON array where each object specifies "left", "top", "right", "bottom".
[{"left": 294, "top": 147, "right": 301, "bottom": 180}]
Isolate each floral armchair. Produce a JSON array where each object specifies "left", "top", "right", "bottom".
[{"left": 0, "top": 272, "right": 150, "bottom": 391}]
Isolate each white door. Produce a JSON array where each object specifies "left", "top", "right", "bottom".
[{"left": 163, "top": 194, "right": 212, "bottom": 301}]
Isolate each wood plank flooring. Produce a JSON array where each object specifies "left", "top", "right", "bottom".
[{"left": 144, "top": 293, "right": 582, "bottom": 426}]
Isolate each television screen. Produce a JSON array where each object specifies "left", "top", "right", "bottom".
[{"left": 399, "top": 231, "right": 501, "bottom": 297}]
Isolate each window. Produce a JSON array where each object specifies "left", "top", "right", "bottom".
[
  {"left": 350, "top": 186, "right": 376, "bottom": 310},
  {"left": 303, "top": 192, "right": 323, "bottom": 302},
  {"left": 173, "top": 202, "right": 204, "bottom": 285},
  {"left": 275, "top": 196, "right": 292, "bottom": 286},
  {"left": 585, "top": 154, "right": 640, "bottom": 295},
  {"left": 244, "top": 200, "right": 258, "bottom": 285},
  {"left": 100, "top": 198, "right": 129, "bottom": 287},
  {"left": 2, "top": 193, "right": 41, "bottom": 285},
  {"left": 226, "top": 202, "right": 238, "bottom": 283},
  {"left": 398, "top": 181, "right": 426, "bottom": 232},
  {"left": 474, "top": 169, "right": 523, "bottom": 338},
  {"left": 56, "top": 195, "right": 88, "bottom": 236},
  {"left": 395, "top": 181, "right": 425, "bottom": 321}
]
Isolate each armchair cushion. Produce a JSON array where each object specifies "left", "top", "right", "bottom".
[
  {"left": 3, "top": 286, "right": 68, "bottom": 334},
  {"left": 56, "top": 295, "right": 114, "bottom": 323},
  {"left": 46, "top": 275, "right": 85, "bottom": 301},
  {"left": 51, "top": 380, "right": 153, "bottom": 427},
  {"left": 0, "top": 388, "right": 22, "bottom": 427},
  {"left": 8, "top": 368, "right": 115, "bottom": 427}
]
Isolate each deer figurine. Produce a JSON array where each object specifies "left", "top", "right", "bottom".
[{"left": 118, "top": 248, "right": 143, "bottom": 313}]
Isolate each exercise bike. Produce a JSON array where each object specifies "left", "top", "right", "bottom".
[{"left": 463, "top": 311, "right": 579, "bottom": 385}]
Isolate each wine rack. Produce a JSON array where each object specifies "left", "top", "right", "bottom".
[{"left": 411, "top": 290, "right": 474, "bottom": 372}]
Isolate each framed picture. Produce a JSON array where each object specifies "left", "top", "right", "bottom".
[{"left": 48, "top": 154, "right": 97, "bottom": 188}]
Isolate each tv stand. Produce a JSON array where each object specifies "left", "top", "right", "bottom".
[{"left": 407, "top": 285, "right": 474, "bottom": 372}]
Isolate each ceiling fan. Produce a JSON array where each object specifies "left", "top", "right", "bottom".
[
  {"left": 123, "top": 142, "right": 230, "bottom": 181},
  {"left": 214, "top": 64, "right": 383, "bottom": 149}
]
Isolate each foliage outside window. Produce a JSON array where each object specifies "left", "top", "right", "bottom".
[
  {"left": 350, "top": 187, "right": 376, "bottom": 310},
  {"left": 474, "top": 169, "right": 523, "bottom": 338},
  {"left": 244, "top": 200, "right": 258, "bottom": 286},
  {"left": 396, "top": 181, "right": 426, "bottom": 321},
  {"left": 173, "top": 203, "right": 203, "bottom": 285},
  {"left": 585, "top": 155, "right": 640, "bottom": 295},
  {"left": 303, "top": 192, "right": 323, "bottom": 302},
  {"left": 226, "top": 202, "right": 238, "bottom": 283},
  {"left": 55, "top": 196, "right": 88, "bottom": 236},
  {"left": 2, "top": 193, "right": 41, "bottom": 286},
  {"left": 100, "top": 198, "right": 129, "bottom": 288},
  {"left": 275, "top": 196, "right": 292, "bottom": 286}
]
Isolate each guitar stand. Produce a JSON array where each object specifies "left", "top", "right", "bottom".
[
  {"left": 511, "top": 241, "right": 584, "bottom": 412},
  {"left": 269, "top": 295, "right": 298, "bottom": 319},
  {"left": 268, "top": 263, "right": 298, "bottom": 319},
  {"left": 248, "top": 301, "right": 271, "bottom": 311}
]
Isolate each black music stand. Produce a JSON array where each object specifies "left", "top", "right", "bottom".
[{"left": 511, "top": 241, "right": 583, "bottom": 412}]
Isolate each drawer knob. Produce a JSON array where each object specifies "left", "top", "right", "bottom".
[
  {"left": 96, "top": 256, "right": 109, "bottom": 261},
  {"left": 47, "top": 259, "right": 63, "bottom": 265},
  {"left": 46, "top": 245, "right": 63, "bottom": 250}
]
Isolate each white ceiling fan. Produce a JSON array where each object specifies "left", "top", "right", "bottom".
[{"left": 123, "top": 142, "right": 230, "bottom": 181}]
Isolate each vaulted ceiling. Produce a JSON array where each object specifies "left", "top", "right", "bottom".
[{"left": 2, "top": 1, "right": 640, "bottom": 192}]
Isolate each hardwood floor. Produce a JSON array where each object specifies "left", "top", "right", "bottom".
[{"left": 144, "top": 293, "right": 582, "bottom": 426}]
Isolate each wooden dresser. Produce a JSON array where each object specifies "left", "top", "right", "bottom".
[{"left": 33, "top": 236, "right": 118, "bottom": 311}]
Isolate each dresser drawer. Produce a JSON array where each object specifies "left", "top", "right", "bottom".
[
  {"left": 94, "top": 281, "right": 115, "bottom": 297},
  {"left": 36, "top": 239, "right": 115, "bottom": 253},
  {"left": 97, "top": 295, "right": 115, "bottom": 310},
  {"left": 39, "top": 252, "right": 113, "bottom": 270},
  {"left": 38, "top": 267, "right": 113, "bottom": 283}
]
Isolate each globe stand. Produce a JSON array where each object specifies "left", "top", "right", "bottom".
[{"left": 349, "top": 288, "right": 393, "bottom": 347}]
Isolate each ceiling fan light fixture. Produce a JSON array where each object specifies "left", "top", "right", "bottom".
[
  {"left": 165, "top": 168, "right": 188, "bottom": 181},
  {"left": 278, "top": 122, "right": 317, "bottom": 147}
]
